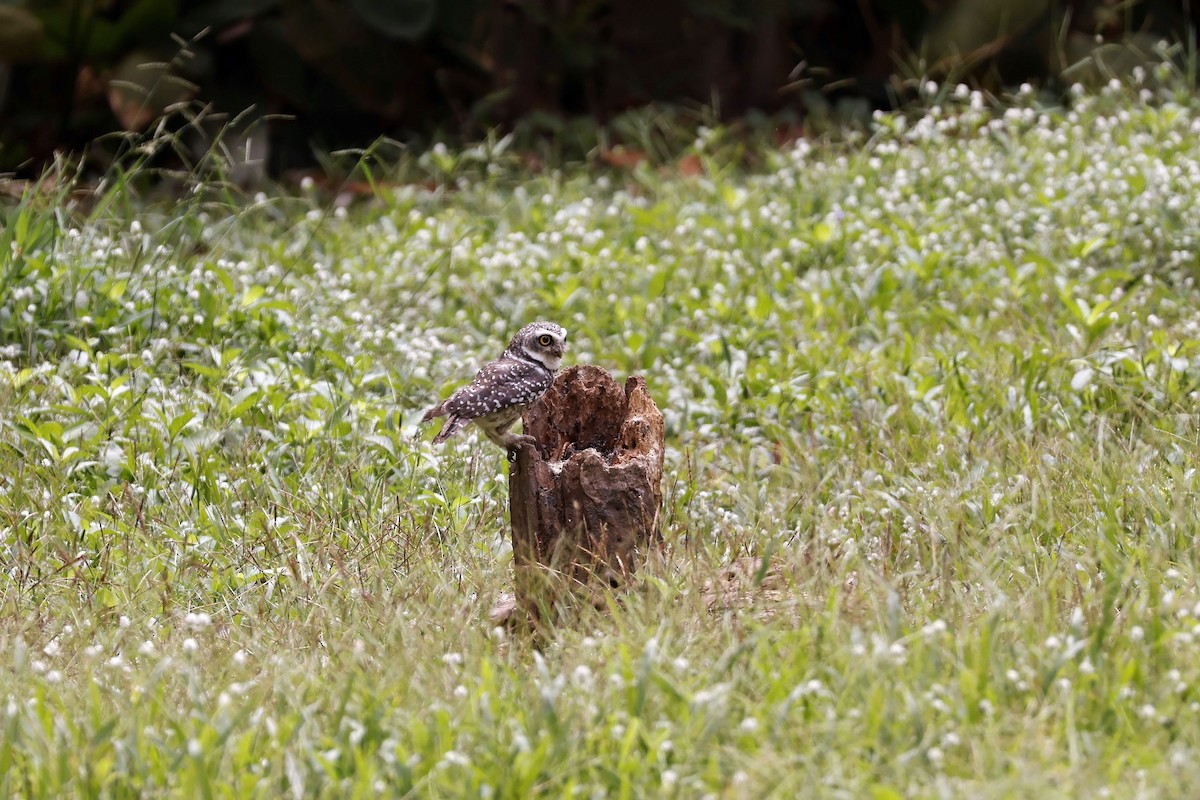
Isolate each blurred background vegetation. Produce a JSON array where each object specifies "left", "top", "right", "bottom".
[{"left": 0, "top": 0, "right": 1196, "bottom": 178}]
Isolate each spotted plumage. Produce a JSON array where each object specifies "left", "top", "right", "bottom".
[{"left": 421, "top": 321, "right": 568, "bottom": 450}]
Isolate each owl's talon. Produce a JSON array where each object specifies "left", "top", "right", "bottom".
[{"left": 506, "top": 436, "right": 537, "bottom": 462}]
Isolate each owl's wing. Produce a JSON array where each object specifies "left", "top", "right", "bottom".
[{"left": 441, "top": 357, "right": 547, "bottom": 421}]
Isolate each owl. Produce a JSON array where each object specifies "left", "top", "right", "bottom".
[{"left": 421, "top": 321, "right": 568, "bottom": 451}]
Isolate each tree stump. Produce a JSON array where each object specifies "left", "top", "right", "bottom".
[{"left": 505, "top": 365, "right": 665, "bottom": 620}]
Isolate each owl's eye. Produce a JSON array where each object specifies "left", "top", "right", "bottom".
[{"left": 537, "top": 334, "right": 553, "bottom": 347}]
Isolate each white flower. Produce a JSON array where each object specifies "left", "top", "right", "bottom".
[
  {"left": 1070, "top": 368, "right": 1095, "bottom": 392},
  {"left": 184, "top": 612, "right": 211, "bottom": 630},
  {"left": 922, "top": 619, "right": 948, "bottom": 637}
]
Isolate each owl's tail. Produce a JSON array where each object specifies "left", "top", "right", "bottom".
[
  {"left": 431, "top": 414, "right": 470, "bottom": 444},
  {"left": 420, "top": 402, "right": 445, "bottom": 423}
]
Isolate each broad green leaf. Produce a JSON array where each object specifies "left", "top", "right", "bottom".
[
  {"left": 228, "top": 388, "right": 263, "bottom": 419},
  {"left": 183, "top": 361, "right": 224, "bottom": 380},
  {"left": 240, "top": 285, "right": 267, "bottom": 308}
]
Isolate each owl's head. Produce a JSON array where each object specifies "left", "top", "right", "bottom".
[{"left": 510, "top": 321, "right": 568, "bottom": 371}]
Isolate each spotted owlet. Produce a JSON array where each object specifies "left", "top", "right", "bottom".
[{"left": 421, "top": 321, "right": 568, "bottom": 450}]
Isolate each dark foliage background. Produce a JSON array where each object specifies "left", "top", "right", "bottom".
[{"left": 0, "top": 0, "right": 1196, "bottom": 176}]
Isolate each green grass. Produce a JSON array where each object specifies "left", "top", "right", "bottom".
[{"left": 5, "top": 74, "right": 1200, "bottom": 797}]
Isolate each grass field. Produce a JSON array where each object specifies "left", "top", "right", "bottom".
[{"left": 4, "top": 73, "right": 1200, "bottom": 797}]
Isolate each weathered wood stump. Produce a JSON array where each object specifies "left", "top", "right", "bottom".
[{"left": 505, "top": 365, "right": 665, "bottom": 619}]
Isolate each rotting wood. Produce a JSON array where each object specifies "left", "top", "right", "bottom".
[{"left": 498, "top": 365, "right": 664, "bottom": 623}]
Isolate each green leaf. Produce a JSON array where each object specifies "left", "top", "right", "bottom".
[
  {"left": 95, "top": 587, "right": 119, "bottom": 608},
  {"left": 106, "top": 279, "right": 129, "bottom": 301},
  {"left": 89, "top": 717, "right": 119, "bottom": 748},
  {"left": 752, "top": 284, "right": 774, "bottom": 322},
  {"left": 1079, "top": 237, "right": 1107, "bottom": 258},
  {"left": 183, "top": 361, "right": 224, "bottom": 380},
  {"left": 720, "top": 185, "right": 745, "bottom": 210},
  {"left": 63, "top": 334, "right": 92, "bottom": 353},
  {"left": 647, "top": 266, "right": 672, "bottom": 297},
  {"left": 228, "top": 388, "right": 263, "bottom": 419},
  {"left": 349, "top": 0, "right": 436, "bottom": 40},
  {"left": 240, "top": 285, "right": 266, "bottom": 308},
  {"left": 11, "top": 369, "right": 34, "bottom": 390},
  {"left": 364, "top": 433, "right": 395, "bottom": 457},
  {"left": 168, "top": 411, "right": 196, "bottom": 439},
  {"left": 15, "top": 415, "right": 43, "bottom": 441}
]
